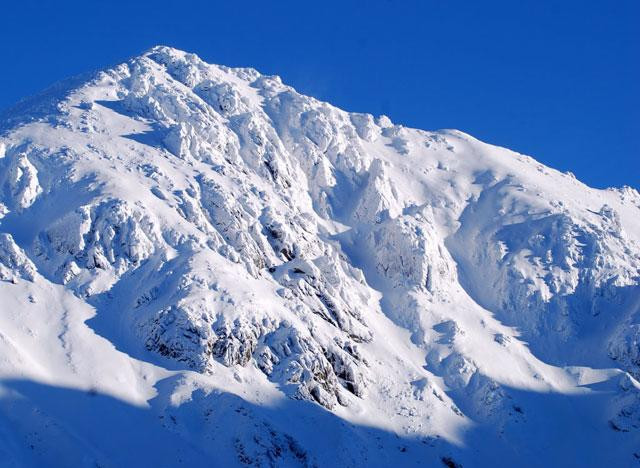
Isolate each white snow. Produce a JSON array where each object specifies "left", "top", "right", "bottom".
[{"left": 0, "top": 45, "right": 638, "bottom": 467}]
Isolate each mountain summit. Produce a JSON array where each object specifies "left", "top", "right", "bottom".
[{"left": 0, "top": 46, "right": 638, "bottom": 467}]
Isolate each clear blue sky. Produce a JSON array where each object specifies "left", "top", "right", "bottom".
[{"left": 2, "top": 0, "right": 638, "bottom": 188}]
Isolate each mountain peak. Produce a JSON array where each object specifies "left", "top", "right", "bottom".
[{"left": 0, "top": 49, "right": 639, "bottom": 466}]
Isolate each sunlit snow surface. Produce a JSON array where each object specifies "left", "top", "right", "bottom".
[{"left": 0, "top": 46, "right": 639, "bottom": 467}]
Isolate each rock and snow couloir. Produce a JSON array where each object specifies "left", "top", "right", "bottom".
[{"left": 0, "top": 46, "right": 638, "bottom": 467}]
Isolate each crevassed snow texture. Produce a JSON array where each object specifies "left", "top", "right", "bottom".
[{"left": 0, "top": 46, "right": 639, "bottom": 467}]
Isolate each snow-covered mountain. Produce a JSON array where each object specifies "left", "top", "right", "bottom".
[{"left": 0, "top": 46, "right": 638, "bottom": 467}]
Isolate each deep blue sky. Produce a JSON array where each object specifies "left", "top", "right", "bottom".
[{"left": 2, "top": 0, "right": 638, "bottom": 188}]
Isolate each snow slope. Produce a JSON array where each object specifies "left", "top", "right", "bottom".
[{"left": 0, "top": 46, "right": 638, "bottom": 467}]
